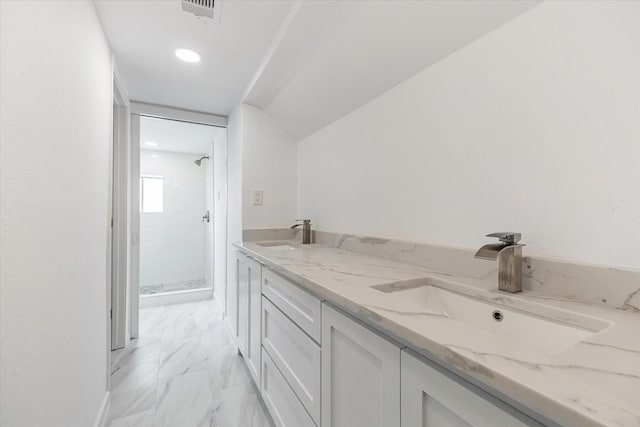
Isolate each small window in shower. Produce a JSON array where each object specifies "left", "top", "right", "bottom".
[{"left": 140, "top": 175, "right": 164, "bottom": 213}]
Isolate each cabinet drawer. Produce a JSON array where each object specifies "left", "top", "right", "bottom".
[
  {"left": 263, "top": 297, "right": 321, "bottom": 424},
  {"left": 261, "top": 348, "right": 316, "bottom": 427},
  {"left": 262, "top": 269, "right": 322, "bottom": 343}
]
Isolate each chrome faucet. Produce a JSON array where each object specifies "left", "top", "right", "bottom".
[
  {"left": 290, "top": 219, "right": 312, "bottom": 244},
  {"left": 475, "top": 233, "right": 525, "bottom": 293}
]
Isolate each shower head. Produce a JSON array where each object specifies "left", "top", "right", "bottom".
[{"left": 194, "top": 156, "right": 209, "bottom": 166}]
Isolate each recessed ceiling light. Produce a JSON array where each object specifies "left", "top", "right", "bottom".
[
  {"left": 144, "top": 141, "right": 158, "bottom": 147},
  {"left": 175, "top": 48, "right": 201, "bottom": 63},
  {"left": 150, "top": 154, "right": 160, "bottom": 159}
]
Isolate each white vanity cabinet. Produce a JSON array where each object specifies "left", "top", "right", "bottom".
[
  {"left": 321, "top": 303, "right": 401, "bottom": 427},
  {"left": 229, "top": 251, "right": 546, "bottom": 427},
  {"left": 401, "top": 349, "right": 541, "bottom": 427},
  {"left": 234, "top": 251, "right": 263, "bottom": 386}
]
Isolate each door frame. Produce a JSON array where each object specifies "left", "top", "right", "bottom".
[
  {"left": 129, "top": 102, "right": 227, "bottom": 336},
  {"left": 129, "top": 114, "right": 140, "bottom": 338},
  {"left": 110, "top": 69, "right": 130, "bottom": 351}
]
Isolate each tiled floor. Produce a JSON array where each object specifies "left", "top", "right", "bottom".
[{"left": 108, "top": 300, "right": 273, "bottom": 427}]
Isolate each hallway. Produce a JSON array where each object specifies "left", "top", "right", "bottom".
[{"left": 108, "top": 301, "right": 272, "bottom": 427}]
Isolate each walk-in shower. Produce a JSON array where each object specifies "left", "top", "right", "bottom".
[{"left": 138, "top": 116, "right": 221, "bottom": 298}]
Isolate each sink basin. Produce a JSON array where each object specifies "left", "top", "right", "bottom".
[
  {"left": 372, "top": 280, "right": 612, "bottom": 354},
  {"left": 255, "top": 241, "right": 297, "bottom": 250}
]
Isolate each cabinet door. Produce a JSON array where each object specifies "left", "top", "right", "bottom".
[
  {"left": 227, "top": 252, "right": 240, "bottom": 343},
  {"left": 321, "top": 303, "right": 400, "bottom": 427},
  {"left": 245, "top": 255, "right": 262, "bottom": 386},
  {"left": 401, "top": 350, "right": 540, "bottom": 427},
  {"left": 236, "top": 252, "right": 249, "bottom": 354}
]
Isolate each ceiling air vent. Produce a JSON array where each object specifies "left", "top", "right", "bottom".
[{"left": 182, "top": 0, "right": 215, "bottom": 19}]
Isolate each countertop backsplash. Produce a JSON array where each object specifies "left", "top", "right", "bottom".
[{"left": 242, "top": 228, "right": 640, "bottom": 312}]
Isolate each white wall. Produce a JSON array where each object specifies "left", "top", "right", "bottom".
[
  {"left": 225, "top": 103, "right": 297, "bottom": 309},
  {"left": 242, "top": 104, "right": 297, "bottom": 229},
  {"left": 298, "top": 1, "right": 640, "bottom": 269},
  {"left": 0, "top": 1, "right": 113, "bottom": 426},
  {"left": 225, "top": 105, "right": 244, "bottom": 312},
  {"left": 140, "top": 150, "right": 207, "bottom": 287}
]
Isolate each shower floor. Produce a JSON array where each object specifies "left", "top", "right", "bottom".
[{"left": 140, "top": 278, "right": 209, "bottom": 295}]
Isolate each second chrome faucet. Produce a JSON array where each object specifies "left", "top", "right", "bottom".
[{"left": 290, "top": 219, "right": 312, "bottom": 244}]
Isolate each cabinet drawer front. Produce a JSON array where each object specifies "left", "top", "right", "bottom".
[
  {"left": 262, "top": 269, "right": 322, "bottom": 343},
  {"left": 401, "top": 350, "right": 540, "bottom": 427},
  {"left": 261, "top": 348, "right": 317, "bottom": 427},
  {"left": 263, "top": 297, "right": 321, "bottom": 424}
]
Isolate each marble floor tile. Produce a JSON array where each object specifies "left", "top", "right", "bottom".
[
  {"left": 138, "top": 307, "right": 168, "bottom": 337},
  {"left": 159, "top": 334, "right": 214, "bottom": 379},
  {"left": 214, "top": 383, "right": 272, "bottom": 427},
  {"left": 111, "top": 334, "right": 162, "bottom": 369},
  {"left": 161, "top": 302, "right": 216, "bottom": 342},
  {"left": 206, "top": 317, "right": 233, "bottom": 348},
  {"left": 207, "top": 343, "right": 255, "bottom": 394},
  {"left": 206, "top": 345, "right": 256, "bottom": 411},
  {"left": 111, "top": 359, "right": 159, "bottom": 394},
  {"left": 155, "top": 370, "right": 215, "bottom": 427},
  {"left": 108, "top": 383, "right": 157, "bottom": 421},
  {"left": 109, "top": 300, "right": 272, "bottom": 427}
]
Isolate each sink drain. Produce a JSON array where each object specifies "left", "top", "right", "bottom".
[{"left": 492, "top": 310, "right": 504, "bottom": 322}]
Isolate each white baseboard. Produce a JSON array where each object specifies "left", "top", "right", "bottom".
[
  {"left": 140, "top": 288, "right": 213, "bottom": 308},
  {"left": 93, "top": 391, "right": 110, "bottom": 427}
]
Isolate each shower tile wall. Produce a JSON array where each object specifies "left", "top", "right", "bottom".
[{"left": 140, "top": 150, "right": 208, "bottom": 295}]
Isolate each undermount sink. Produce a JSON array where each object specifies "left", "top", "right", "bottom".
[
  {"left": 372, "top": 279, "right": 612, "bottom": 354},
  {"left": 255, "top": 241, "right": 297, "bottom": 250}
]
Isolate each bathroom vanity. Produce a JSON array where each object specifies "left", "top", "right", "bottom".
[{"left": 227, "top": 236, "right": 640, "bottom": 427}]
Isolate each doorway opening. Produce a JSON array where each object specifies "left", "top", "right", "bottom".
[{"left": 136, "top": 116, "right": 226, "bottom": 307}]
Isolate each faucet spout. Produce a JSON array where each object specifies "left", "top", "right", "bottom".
[{"left": 474, "top": 243, "right": 507, "bottom": 261}]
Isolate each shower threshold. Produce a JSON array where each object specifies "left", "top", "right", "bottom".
[{"left": 140, "top": 278, "right": 209, "bottom": 295}]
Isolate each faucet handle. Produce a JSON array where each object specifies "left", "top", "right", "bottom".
[
  {"left": 295, "top": 219, "right": 311, "bottom": 224},
  {"left": 486, "top": 232, "right": 521, "bottom": 244}
]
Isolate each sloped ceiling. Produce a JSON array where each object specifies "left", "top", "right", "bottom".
[{"left": 244, "top": 0, "right": 541, "bottom": 141}]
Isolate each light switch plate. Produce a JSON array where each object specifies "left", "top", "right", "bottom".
[{"left": 253, "top": 190, "right": 263, "bottom": 206}]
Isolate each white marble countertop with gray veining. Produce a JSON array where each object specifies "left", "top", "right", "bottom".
[{"left": 234, "top": 240, "right": 640, "bottom": 427}]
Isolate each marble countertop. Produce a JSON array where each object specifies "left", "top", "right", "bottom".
[{"left": 235, "top": 240, "right": 640, "bottom": 427}]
